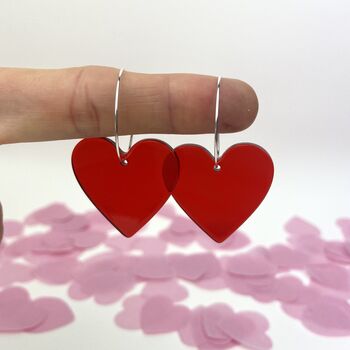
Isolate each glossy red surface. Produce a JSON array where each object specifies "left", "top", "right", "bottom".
[
  {"left": 72, "top": 138, "right": 178, "bottom": 237},
  {"left": 172, "top": 143, "right": 274, "bottom": 243}
]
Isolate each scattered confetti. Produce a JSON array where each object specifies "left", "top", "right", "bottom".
[
  {"left": 0, "top": 286, "right": 73, "bottom": 333},
  {"left": 1, "top": 201, "right": 350, "bottom": 349},
  {"left": 140, "top": 295, "right": 190, "bottom": 334},
  {"left": 2, "top": 220, "right": 24, "bottom": 237}
]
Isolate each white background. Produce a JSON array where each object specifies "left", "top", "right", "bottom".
[{"left": 0, "top": 0, "right": 350, "bottom": 349}]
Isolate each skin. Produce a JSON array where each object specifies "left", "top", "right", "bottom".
[{"left": 0, "top": 65, "right": 259, "bottom": 241}]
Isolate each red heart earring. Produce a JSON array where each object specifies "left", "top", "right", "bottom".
[
  {"left": 71, "top": 68, "right": 179, "bottom": 237},
  {"left": 172, "top": 76, "right": 274, "bottom": 243}
]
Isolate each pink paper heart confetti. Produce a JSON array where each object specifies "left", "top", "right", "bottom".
[
  {"left": 29, "top": 297, "right": 74, "bottom": 333},
  {"left": 307, "top": 263, "right": 350, "bottom": 291},
  {"left": 131, "top": 256, "right": 175, "bottom": 280},
  {"left": 0, "top": 287, "right": 47, "bottom": 332},
  {"left": 284, "top": 217, "right": 321, "bottom": 236},
  {"left": 140, "top": 295, "right": 190, "bottom": 334},
  {"left": 25, "top": 203, "right": 74, "bottom": 225},
  {"left": 336, "top": 218, "right": 350, "bottom": 241},
  {"left": 160, "top": 217, "right": 198, "bottom": 247},
  {"left": 34, "top": 258, "right": 78, "bottom": 285},
  {"left": 169, "top": 253, "right": 221, "bottom": 281},
  {"left": 197, "top": 231, "right": 250, "bottom": 251},
  {"left": 224, "top": 249, "right": 277, "bottom": 277},
  {"left": 3, "top": 220, "right": 24, "bottom": 237},
  {"left": 324, "top": 241, "right": 350, "bottom": 264},
  {"left": 131, "top": 237, "right": 167, "bottom": 255},
  {"left": 301, "top": 296, "right": 350, "bottom": 336},
  {"left": 218, "top": 312, "right": 272, "bottom": 350},
  {"left": 0, "top": 261, "right": 33, "bottom": 286},
  {"left": 69, "top": 230, "right": 106, "bottom": 249},
  {"left": 266, "top": 244, "right": 309, "bottom": 270},
  {"left": 141, "top": 280, "right": 188, "bottom": 302},
  {"left": 114, "top": 295, "right": 146, "bottom": 330},
  {"left": 201, "top": 304, "right": 234, "bottom": 344}
]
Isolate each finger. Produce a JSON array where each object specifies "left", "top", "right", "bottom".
[{"left": 0, "top": 66, "right": 258, "bottom": 144}]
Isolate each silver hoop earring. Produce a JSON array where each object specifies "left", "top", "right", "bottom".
[
  {"left": 114, "top": 68, "right": 133, "bottom": 165},
  {"left": 171, "top": 75, "right": 274, "bottom": 242}
]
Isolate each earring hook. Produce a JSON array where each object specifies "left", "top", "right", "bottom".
[
  {"left": 114, "top": 68, "right": 133, "bottom": 165},
  {"left": 213, "top": 76, "right": 222, "bottom": 171}
]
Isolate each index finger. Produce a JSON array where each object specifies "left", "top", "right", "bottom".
[{"left": 0, "top": 66, "right": 258, "bottom": 144}]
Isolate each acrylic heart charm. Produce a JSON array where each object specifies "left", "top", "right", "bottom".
[
  {"left": 72, "top": 138, "right": 178, "bottom": 237},
  {"left": 172, "top": 143, "right": 274, "bottom": 243}
]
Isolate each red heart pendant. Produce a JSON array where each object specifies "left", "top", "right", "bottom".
[
  {"left": 172, "top": 143, "right": 274, "bottom": 242},
  {"left": 72, "top": 138, "right": 178, "bottom": 237}
]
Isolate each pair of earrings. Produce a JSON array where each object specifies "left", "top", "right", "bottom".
[{"left": 71, "top": 69, "right": 274, "bottom": 243}]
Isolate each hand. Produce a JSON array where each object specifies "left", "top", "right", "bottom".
[{"left": 0, "top": 65, "right": 259, "bottom": 241}]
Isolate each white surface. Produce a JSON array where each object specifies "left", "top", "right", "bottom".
[{"left": 1, "top": 0, "right": 350, "bottom": 349}]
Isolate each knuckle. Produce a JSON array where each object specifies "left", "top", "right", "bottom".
[{"left": 69, "top": 66, "right": 100, "bottom": 136}]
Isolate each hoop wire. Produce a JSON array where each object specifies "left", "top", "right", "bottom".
[
  {"left": 213, "top": 76, "right": 222, "bottom": 171},
  {"left": 114, "top": 68, "right": 133, "bottom": 165},
  {"left": 115, "top": 71, "right": 221, "bottom": 169}
]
